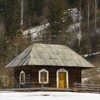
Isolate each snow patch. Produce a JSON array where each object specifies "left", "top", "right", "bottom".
[
  {"left": 84, "top": 52, "right": 100, "bottom": 58},
  {"left": 0, "top": 92, "right": 100, "bottom": 100},
  {"left": 23, "top": 23, "right": 49, "bottom": 40}
]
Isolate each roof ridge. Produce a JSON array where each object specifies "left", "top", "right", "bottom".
[
  {"left": 34, "top": 44, "right": 47, "bottom": 65},
  {"left": 27, "top": 44, "right": 35, "bottom": 65}
]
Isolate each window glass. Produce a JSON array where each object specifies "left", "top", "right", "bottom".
[
  {"left": 20, "top": 71, "right": 25, "bottom": 85},
  {"left": 39, "top": 69, "right": 49, "bottom": 84},
  {"left": 40, "top": 71, "right": 47, "bottom": 82}
]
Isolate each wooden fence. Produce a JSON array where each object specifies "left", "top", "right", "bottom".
[{"left": 73, "top": 83, "right": 100, "bottom": 92}]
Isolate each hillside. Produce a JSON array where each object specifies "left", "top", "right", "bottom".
[
  {"left": 0, "top": 0, "right": 100, "bottom": 88},
  {"left": 82, "top": 53, "right": 100, "bottom": 84}
]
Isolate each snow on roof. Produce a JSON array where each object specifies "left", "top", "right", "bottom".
[{"left": 6, "top": 43, "right": 94, "bottom": 68}]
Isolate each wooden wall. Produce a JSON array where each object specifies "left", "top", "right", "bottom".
[
  {"left": 14, "top": 66, "right": 81, "bottom": 88},
  {"left": 68, "top": 68, "right": 81, "bottom": 88}
]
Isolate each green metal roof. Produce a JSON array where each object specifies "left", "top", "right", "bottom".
[{"left": 5, "top": 43, "right": 95, "bottom": 68}]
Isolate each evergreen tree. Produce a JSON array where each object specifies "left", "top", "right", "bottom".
[
  {"left": 0, "top": 0, "right": 6, "bottom": 16},
  {"left": 67, "top": 0, "right": 79, "bottom": 8},
  {"left": 48, "top": 0, "right": 65, "bottom": 35},
  {"left": 5, "top": 0, "right": 21, "bottom": 38},
  {"left": 48, "top": 0, "right": 72, "bottom": 43},
  {"left": 28, "top": 0, "right": 45, "bottom": 26}
]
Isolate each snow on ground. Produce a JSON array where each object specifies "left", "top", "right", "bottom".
[
  {"left": 23, "top": 23, "right": 49, "bottom": 40},
  {"left": 0, "top": 91, "right": 100, "bottom": 100},
  {"left": 84, "top": 51, "right": 100, "bottom": 58},
  {"left": 67, "top": 23, "right": 80, "bottom": 33}
]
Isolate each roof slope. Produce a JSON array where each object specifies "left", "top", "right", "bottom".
[{"left": 6, "top": 43, "right": 95, "bottom": 68}]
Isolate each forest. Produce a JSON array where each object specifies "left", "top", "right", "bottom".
[{"left": 0, "top": 0, "right": 100, "bottom": 87}]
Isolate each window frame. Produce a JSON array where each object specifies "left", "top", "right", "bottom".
[
  {"left": 19, "top": 70, "right": 25, "bottom": 85},
  {"left": 39, "top": 69, "right": 49, "bottom": 84}
]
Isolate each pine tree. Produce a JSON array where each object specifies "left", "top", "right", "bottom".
[
  {"left": 67, "top": 0, "right": 80, "bottom": 8},
  {"left": 5, "top": 0, "right": 21, "bottom": 38},
  {"left": 48, "top": 0, "right": 65, "bottom": 35},
  {"left": 48, "top": 0, "right": 72, "bottom": 43},
  {"left": 0, "top": 0, "right": 6, "bottom": 16},
  {"left": 28, "top": 0, "right": 45, "bottom": 26}
]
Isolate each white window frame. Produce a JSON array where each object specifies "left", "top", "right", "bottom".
[
  {"left": 19, "top": 70, "right": 25, "bottom": 85},
  {"left": 39, "top": 69, "right": 49, "bottom": 84},
  {"left": 57, "top": 68, "right": 69, "bottom": 89}
]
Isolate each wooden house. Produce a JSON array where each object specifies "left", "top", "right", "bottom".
[{"left": 6, "top": 43, "right": 94, "bottom": 89}]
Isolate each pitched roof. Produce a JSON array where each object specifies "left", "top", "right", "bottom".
[{"left": 6, "top": 43, "right": 95, "bottom": 68}]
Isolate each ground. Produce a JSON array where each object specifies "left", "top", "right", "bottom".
[{"left": 0, "top": 91, "right": 100, "bottom": 100}]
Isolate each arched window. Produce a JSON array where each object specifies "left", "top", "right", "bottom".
[
  {"left": 19, "top": 71, "right": 25, "bottom": 85},
  {"left": 39, "top": 69, "right": 49, "bottom": 84}
]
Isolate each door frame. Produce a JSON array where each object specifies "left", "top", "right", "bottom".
[{"left": 57, "top": 68, "right": 69, "bottom": 89}]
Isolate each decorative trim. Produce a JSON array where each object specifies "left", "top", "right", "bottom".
[
  {"left": 39, "top": 69, "right": 49, "bottom": 84},
  {"left": 57, "top": 68, "right": 69, "bottom": 88}
]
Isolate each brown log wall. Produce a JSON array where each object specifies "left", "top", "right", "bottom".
[{"left": 14, "top": 66, "right": 81, "bottom": 88}]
